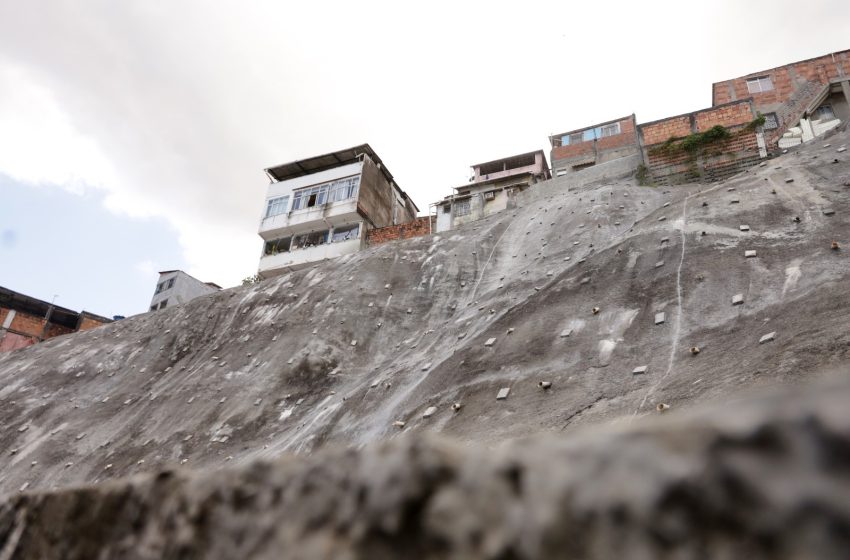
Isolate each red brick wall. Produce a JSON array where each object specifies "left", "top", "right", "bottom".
[
  {"left": 712, "top": 50, "right": 850, "bottom": 107},
  {"left": 366, "top": 216, "right": 435, "bottom": 246},
  {"left": 640, "top": 100, "right": 761, "bottom": 185},
  {"left": 640, "top": 100, "right": 755, "bottom": 148},
  {"left": 640, "top": 116, "right": 692, "bottom": 146},
  {"left": 0, "top": 306, "right": 74, "bottom": 341},
  {"left": 694, "top": 101, "right": 755, "bottom": 131},
  {"left": 78, "top": 316, "right": 109, "bottom": 331}
]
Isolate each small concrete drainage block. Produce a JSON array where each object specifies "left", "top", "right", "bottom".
[
  {"left": 655, "top": 312, "right": 666, "bottom": 325},
  {"left": 732, "top": 294, "right": 744, "bottom": 305},
  {"left": 632, "top": 365, "right": 648, "bottom": 375},
  {"left": 745, "top": 250, "right": 757, "bottom": 258},
  {"left": 739, "top": 225, "right": 750, "bottom": 232},
  {"left": 422, "top": 406, "right": 437, "bottom": 419},
  {"left": 759, "top": 332, "right": 776, "bottom": 344},
  {"left": 484, "top": 337, "right": 497, "bottom": 347},
  {"left": 496, "top": 387, "right": 510, "bottom": 400}
]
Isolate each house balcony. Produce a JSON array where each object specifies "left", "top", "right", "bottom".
[
  {"left": 259, "top": 199, "right": 360, "bottom": 240},
  {"left": 258, "top": 237, "right": 363, "bottom": 277}
]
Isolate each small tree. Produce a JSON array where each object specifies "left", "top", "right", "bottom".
[{"left": 242, "top": 274, "right": 261, "bottom": 286}]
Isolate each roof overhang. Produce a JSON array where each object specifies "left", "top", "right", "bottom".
[
  {"left": 471, "top": 150, "right": 545, "bottom": 170},
  {"left": 265, "top": 143, "right": 419, "bottom": 213}
]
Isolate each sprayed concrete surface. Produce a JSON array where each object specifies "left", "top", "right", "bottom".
[
  {"left": 2, "top": 376, "right": 850, "bottom": 559},
  {"left": 1, "top": 129, "right": 850, "bottom": 498}
]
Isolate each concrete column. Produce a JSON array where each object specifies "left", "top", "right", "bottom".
[{"left": 841, "top": 80, "right": 850, "bottom": 109}]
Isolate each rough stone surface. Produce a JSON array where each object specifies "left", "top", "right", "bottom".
[
  {"left": 1, "top": 129, "right": 850, "bottom": 501},
  {"left": 2, "top": 380, "right": 850, "bottom": 559}
]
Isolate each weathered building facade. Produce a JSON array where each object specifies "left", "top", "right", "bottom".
[
  {"left": 0, "top": 287, "right": 111, "bottom": 353},
  {"left": 258, "top": 145, "right": 419, "bottom": 277},
  {"left": 435, "top": 150, "right": 550, "bottom": 232},
  {"left": 549, "top": 115, "right": 641, "bottom": 177},
  {"left": 149, "top": 270, "right": 221, "bottom": 312}
]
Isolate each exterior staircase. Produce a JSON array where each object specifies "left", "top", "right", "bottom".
[{"left": 766, "top": 80, "right": 831, "bottom": 149}]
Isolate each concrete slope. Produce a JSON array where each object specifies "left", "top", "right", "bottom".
[
  {"left": 2, "top": 129, "right": 850, "bottom": 497},
  {"left": 2, "top": 373, "right": 850, "bottom": 560}
]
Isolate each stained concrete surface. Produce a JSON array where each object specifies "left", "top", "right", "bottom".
[
  {"left": 1, "top": 128, "right": 850, "bottom": 500},
  {"left": 2, "top": 376, "right": 850, "bottom": 559}
]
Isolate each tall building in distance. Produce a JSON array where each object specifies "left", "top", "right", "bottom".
[{"left": 257, "top": 144, "right": 419, "bottom": 277}]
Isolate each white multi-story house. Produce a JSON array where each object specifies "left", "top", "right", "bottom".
[
  {"left": 149, "top": 270, "right": 221, "bottom": 312},
  {"left": 257, "top": 144, "right": 419, "bottom": 278}
]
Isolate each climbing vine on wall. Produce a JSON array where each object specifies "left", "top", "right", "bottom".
[
  {"left": 649, "top": 125, "right": 732, "bottom": 156},
  {"left": 649, "top": 115, "right": 765, "bottom": 157}
]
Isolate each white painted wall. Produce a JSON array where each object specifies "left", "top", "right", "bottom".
[
  {"left": 260, "top": 199, "right": 359, "bottom": 238},
  {"left": 258, "top": 235, "right": 363, "bottom": 276},
  {"left": 150, "top": 271, "right": 219, "bottom": 311},
  {"left": 264, "top": 162, "right": 362, "bottom": 201}
]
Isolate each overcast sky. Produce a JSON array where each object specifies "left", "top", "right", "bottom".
[{"left": 1, "top": 0, "right": 848, "bottom": 316}]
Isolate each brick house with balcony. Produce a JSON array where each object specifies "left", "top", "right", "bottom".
[
  {"left": 712, "top": 50, "right": 850, "bottom": 149},
  {"left": 257, "top": 144, "right": 419, "bottom": 277},
  {"left": 434, "top": 150, "right": 550, "bottom": 233}
]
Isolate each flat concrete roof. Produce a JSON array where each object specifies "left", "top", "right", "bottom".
[
  {"left": 471, "top": 149, "right": 547, "bottom": 170},
  {"left": 264, "top": 143, "right": 419, "bottom": 212}
]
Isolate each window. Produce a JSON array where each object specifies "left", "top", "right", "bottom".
[
  {"left": 159, "top": 299, "right": 168, "bottom": 309},
  {"left": 813, "top": 105, "right": 835, "bottom": 121},
  {"left": 599, "top": 122, "right": 621, "bottom": 137},
  {"left": 555, "top": 168, "right": 567, "bottom": 177},
  {"left": 292, "top": 230, "right": 329, "bottom": 250},
  {"left": 441, "top": 204, "right": 451, "bottom": 214},
  {"left": 264, "top": 236, "right": 292, "bottom": 255},
  {"left": 265, "top": 196, "right": 289, "bottom": 218},
  {"left": 166, "top": 278, "right": 175, "bottom": 289},
  {"left": 292, "top": 176, "right": 360, "bottom": 211},
  {"left": 762, "top": 112, "right": 779, "bottom": 130},
  {"left": 155, "top": 282, "right": 165, "bottom": 294},
  {"left": 454, "top": 199, "right": 471, "bottom": 217},
  {"left": 331, "top": 224, "right": 360, "bottom": 243},
  {"left": 746, "top": 76, "right": 774, "bottom": 94},
  {"left": 150, "top": 305, "right": 157, "bottom": 311},
  {"left": 483, "top": 191, "right": 496, "bottom": 201},
  {"left": 562, "top": 123, "right": 620, "bottom": 145}
]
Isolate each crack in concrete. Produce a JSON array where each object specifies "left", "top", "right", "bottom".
[{"left": 560, "top": 394, "right": 605, "bottom": 430}]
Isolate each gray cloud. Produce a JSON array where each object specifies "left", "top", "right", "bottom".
[{"left": 0, "top": 1, "right": 847, "bottom": 285}]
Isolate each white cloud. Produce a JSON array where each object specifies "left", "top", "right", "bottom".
[{"left": 133, "top": 259, "right": 158, "bottom": 278}]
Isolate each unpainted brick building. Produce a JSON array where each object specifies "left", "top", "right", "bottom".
[
  {"left": 638, "top": 99, "right": 765, "bottom": 185},
  {"left": 549, "top": 115, "right": 640, "bottom": 177},
  {"left": 712, "top": 50, "right": 850, "bottom": 148},
  {"left": 0, "top": 286, "right": 111, "bottom": 353}
]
